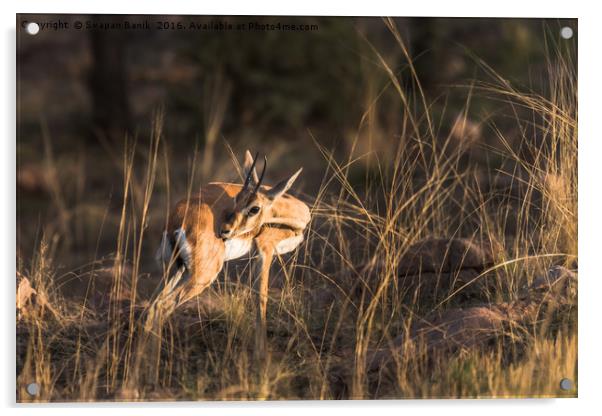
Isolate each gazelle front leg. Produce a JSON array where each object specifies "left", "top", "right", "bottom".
[
  {"left": 252, "top": 227, "right": 304, "bottom": 364},
  {"left": 253, "top": 243, "right": 273, "bottom": 364}
]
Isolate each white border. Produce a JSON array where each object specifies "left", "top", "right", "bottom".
[
  {"left": 2, "top": 1, "right": 600, "bottom": 415},
  {"left": 7, "top": 0, "right": 583, "bottom": 17}
]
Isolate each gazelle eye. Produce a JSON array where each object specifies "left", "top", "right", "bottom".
[{"left": 247, "top": 206, "right": 260, "bottom": 216}]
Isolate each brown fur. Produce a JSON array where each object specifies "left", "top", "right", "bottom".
[{"left": 145, "top": 172, "right": 311, "bottom": 366}]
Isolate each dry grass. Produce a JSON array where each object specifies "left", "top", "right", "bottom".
[{"left": 16, "top": 26, "right": 577, "bottom": 402}]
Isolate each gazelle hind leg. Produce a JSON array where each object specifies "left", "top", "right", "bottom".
[
  {"left": 143, "top": 266, "right": 189, "bottom": 334},
  {"left": 133, "top": 265, "right": 190, "bottom": 387},
  {"left": 146, "top": 227, "right": 196, "bottom": 332}
]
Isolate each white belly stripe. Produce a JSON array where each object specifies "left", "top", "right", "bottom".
[
  {"left": 224, "top": 238, "right": 253, "bottom": 260},
  {"left": 160, "top": 232, "right": 304, "bottom": 264},
  {"left": 276, "top": 234, "right": 304, "bottom": 255}
]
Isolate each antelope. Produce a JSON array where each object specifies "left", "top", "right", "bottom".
[{"left": 147, "top": 150, "right": 311, "bottom": 360}]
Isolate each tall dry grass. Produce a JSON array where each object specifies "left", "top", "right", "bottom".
[{"left": 16, "top": 24, "right": 576, "bottom": 401}]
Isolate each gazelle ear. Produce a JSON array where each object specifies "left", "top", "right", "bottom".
[
  {"left": 266, "top": 168, "right": 303, "bottom": 201},
  {"left": 243, "top": 150, "right": 259, "bottom": 184}
]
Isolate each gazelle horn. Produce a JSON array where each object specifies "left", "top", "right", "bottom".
[
  {"left": 253, "top": 156, "right": 267, "bottom": 195},
  {"left": 242, "top": 152, "right": 260, "bottom": 192}
]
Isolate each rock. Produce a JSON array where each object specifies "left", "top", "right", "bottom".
[
  {"left": 368, "top": 306, "right": 511, "bottom": 373},
  {"left": 398, "top": 269, "right": 484, "bottom": 303},
  {"left": 367, "top": 265, "right": 577, "bottom": 375},
  {"left": 411, "top": 306, "right": 507, "bottom": 351},
  {"left": 529, "top": 265, "right": 577, "bottom": 300},
  {"left": 395, "top": 238, "right": 501, "bottom": 303},
  {"left": 399, "top": 238, "right": 499, "bottom": 276},
  {"left": 357, "top": 238, "right": 500, "bottom": 304}
]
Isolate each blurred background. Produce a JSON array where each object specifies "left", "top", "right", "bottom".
[{"left": 16, "top": 15, "right": 576, "bottom": 274}]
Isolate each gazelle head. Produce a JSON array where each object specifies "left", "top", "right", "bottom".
[{"left": 219, "top": 151, "right": 302, "bottom": 239}]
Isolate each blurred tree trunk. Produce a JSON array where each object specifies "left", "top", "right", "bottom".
[
  {"left": 88, "top": 15, "right": 131, "bottom": 143},
  {"left": 409, "top": 18, "right": 439, "bottom": 92}
]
